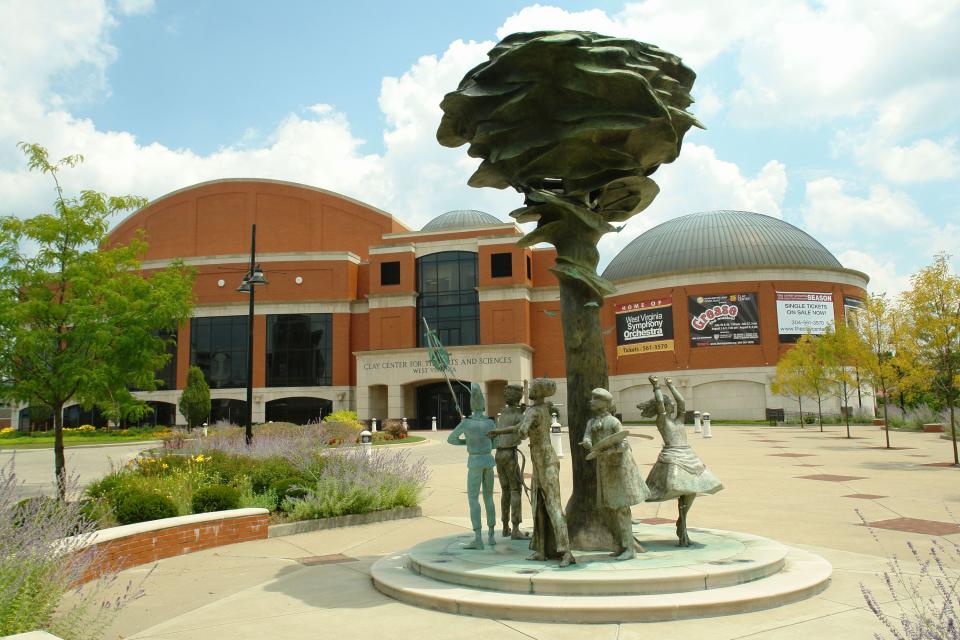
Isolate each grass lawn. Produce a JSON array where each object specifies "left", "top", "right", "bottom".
[
  {"left": 372, "top": 435, "right": 426, "bottom": 446},
  {"left": 0, "top": 429, "right": 168, "bottom": 449}
]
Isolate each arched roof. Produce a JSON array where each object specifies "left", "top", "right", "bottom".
[
  {"left": 420, "top": 209, "right": 503, "bottom": 232},
  {"left": 602, "top": 210, "right": 844, "bottom": 281}
]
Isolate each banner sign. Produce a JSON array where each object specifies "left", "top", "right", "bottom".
[
  {"left": 688, "top": 293, "right": 760, "bottom": 347},
  {"left": 776, "top": 292, "right": 835, "bottom": 335},
  {"left": 615, "top": 297, "right": 674, "bottom": 356}
]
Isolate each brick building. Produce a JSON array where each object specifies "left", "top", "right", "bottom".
[{"left": 16, "top": 179, "right": 870, "bottom": 429}]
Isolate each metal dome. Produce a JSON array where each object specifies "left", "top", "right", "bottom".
[
  {"left": 421, "top": 209, "right": 503, "bottom": 232},
  {"left": 602, "top": 210, "right": 843, "bottom": 281}
]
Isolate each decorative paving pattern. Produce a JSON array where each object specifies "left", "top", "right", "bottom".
[
  {"left": 923, "top": 462, "right": 960, "bottom": 468},
  {"left": 865, "top": 446, "right": 915, "bottom": 450},
  {"left": 843, "top": 494, "right": 887, "bottom": 500},
  {"left": 794, "top": 464, "right": 823, "bottom": 467},
  {"left": 862, "top": 518, "right": 960, "bottom": 536},
  {"left": 297, "top": 553, "right": 357, "bottom": 566},
  {"left": 769, "top": 453, "right": 815, "bottom": 458},
  {"left": 796, "top": 474, "right": 866, "bottom": 482}
]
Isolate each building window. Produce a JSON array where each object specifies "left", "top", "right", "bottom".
[
  {"left": 266, "top": 314, "right": 333, "bottom": 387},
  {"left": 156, "top": 329, "right": 177, "bottom": 390},
  {"left": 526, "top": 255, "right": 532, "bottom": 279},
  {"left": 417, "top": 251, "right": 478, "bottom": 347},
  {"left": 490, "top": 252, "right": 512, "bottom": 278},
  {"left": 380, "top": 261, "right": 401, "bottom": 286},
  {"left": 190, "top": 316, "right": 249, "bottom": 389}
]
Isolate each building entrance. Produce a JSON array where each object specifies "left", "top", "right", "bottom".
[{"left": 415, "top": 381, "right": 471, "bottom": 430}]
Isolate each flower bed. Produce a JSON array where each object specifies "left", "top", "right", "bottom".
[{"left": 83, "top": 419, "right": 429, "bottom": 530}]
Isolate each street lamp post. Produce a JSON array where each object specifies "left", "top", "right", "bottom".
[{"left": 237, "top": 224, "right": 268, "bottom": 445}]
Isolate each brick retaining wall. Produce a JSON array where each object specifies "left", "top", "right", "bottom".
[{"left": 70, "top": 508, "right": 269, "bottom": 584}]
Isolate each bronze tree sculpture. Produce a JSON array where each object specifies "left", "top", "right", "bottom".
[{"left": 438, "top": 31, "right": 700, "bottom": 548}]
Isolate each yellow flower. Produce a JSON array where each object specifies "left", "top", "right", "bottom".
[
  {"left": 161, "top": 463, "right": 169, "bottom": 470},
  {"left": 194, "top": 454, "right": 206, "bottom": 463}
]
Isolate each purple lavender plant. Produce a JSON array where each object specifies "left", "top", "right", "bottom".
[
  {"left": 0, "top": 461, "right": 146, "bottom": 639},
  {"left": 860, "top": 509, "right": 960, "bottom": 639}
]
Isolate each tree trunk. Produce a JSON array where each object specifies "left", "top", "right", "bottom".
[
  {"left": 882, "top": 385, "right": 890, "bottom": 449},
  {"left": 53, "top": 403, "right": 65, "bottom": 501},
  {"left": 951, "top": 403, "right": 958, "bottom": 466},
  {"left": 817, "top": 396, "right": 823, "bottom": 432},
  {"left": 798, "top": 396, "right": 804, "bottom": 428},
  {"left": 539, "top": 222, "right": 617, "bottom": 551},
  {"left": 558, "top": 278, "right": 615, "bottom": 550},
  {"left": 843, "top": 380, "right": 851, "bottom": 439}
]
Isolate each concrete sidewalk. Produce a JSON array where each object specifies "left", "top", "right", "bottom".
[{"left": 104, "top": 425, "right": 960, "bottom": 639}]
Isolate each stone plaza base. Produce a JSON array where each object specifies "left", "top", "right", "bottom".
[{"left": 370, "top": 524, "right": 832, "bottom": 623}]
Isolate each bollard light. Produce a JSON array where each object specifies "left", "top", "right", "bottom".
[
  {"left": 431, "top": 416, "right": 437, "bottom": 432},
  {"left": 360, "top": 429, "right": 372, "bottom": 458},
  {"left": 693, "top": 410, "right": 701, "bottom": 433},
  {"left": 702, "top": 412, "right": 712, "bottom": 439},
  {"left": 401, "top": 417, "right": 408, "bottom": 432},
  {"left": 371, "top": 417, "right": 377, "bottom": 433},
  {"left": 550, "top": 414, "right": 564, "bottom": 458},
  {"left": 202, "top": 422, "right": 208, "bottom": 438}
]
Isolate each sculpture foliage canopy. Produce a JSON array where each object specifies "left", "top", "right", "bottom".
[{"left": 437, "top": 31, "right": 702, "bottom": 204}]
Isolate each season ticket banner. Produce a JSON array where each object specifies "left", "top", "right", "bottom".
[
  {"left": 688, "top": 293, "right": 760, "bottom": 347},
  {"left": 615, "top": 297, "right": 674, "bottom": 356},
  {"left": 776, "top": 291, "right": 835, "bottom": 336}
]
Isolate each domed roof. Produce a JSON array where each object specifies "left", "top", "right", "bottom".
[
  {"left": 421, "top": 209, "right": 503, "bottom": 232},
  {"left": 602, "top": 210, "right": 842, "bottom": 281}
]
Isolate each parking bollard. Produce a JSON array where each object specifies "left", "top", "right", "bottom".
[
  {"left": 431, "top": 416, "right": 437, "bottom": 432},
  {"left": 693, "top": 411, "right": 701, "bottom": 433},
  {"left": 371, "top": 418, "right": 377, "bottom": 433},
  {"left": 702, "top": 412, "right": 712, "bottom": 438},
  {"left": 401, "top": 417, "right": 408, "bottom": 432},
  {"left": 202, "top": 422, "right": 208, "bottom": 437},
  {"left": 550, "top": 414, "right": 564, "bottom": 458},
  {"left": 361, "top": 429, "right": 372, "bottom": 457}
]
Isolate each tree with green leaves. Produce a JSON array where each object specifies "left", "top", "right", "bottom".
[
  {"left": 898, "top": 253, "right": 960, "bottom": 464},
  {"left": 437, "top": 31, "right": 700, "bottom": 549},
  {"left": 819, "top": 323, "right": 868, "bottom": 439},
  {"left": 0, "top": 143, "right": 195, "bottom": 498},
  {"left": 856, "top": 293, "right": 902, "bottom": 448},
  {"left": 771, "top": 341, "right": 813, "bottom": 427},
  {"left": 179, "top": 366, "right": 211, "bottom": 430}
]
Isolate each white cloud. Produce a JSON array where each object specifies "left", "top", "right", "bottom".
[
  {"left": 114, "top": 0, "right": 154, "bottom": 16},
  {"left": 837, "top": 250, "right": 911, "bottom": 297},
  {"left": 801, "top": 178, "right": 926, "bottom": 236},
  {"left": 597, "top": 144, "right": 788, "bottom": 268}
]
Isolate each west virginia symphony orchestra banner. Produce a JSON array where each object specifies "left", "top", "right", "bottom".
[{"left": 615, "top": 297, "right": 674, "bottom": 356}]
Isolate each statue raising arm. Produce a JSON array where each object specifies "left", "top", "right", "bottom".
[
  {"left": 649, "top": 375, "right": 667, "bottom": 416},
  {"left": 665, "top": 377, "right": 685, "bottom": 418}
]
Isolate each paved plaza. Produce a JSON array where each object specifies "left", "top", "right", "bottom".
[{"left": 94, "top": 424, "right": 960, "bottom": 639}]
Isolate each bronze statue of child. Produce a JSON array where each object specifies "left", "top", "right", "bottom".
[
  {"left": 640, "top": 376, "right": 723, "bottom": 546},
  {"left": 447, "top": 383, "right": 498, "bottom": 549},
  {"left": 580, "top": 388, "right": 649, "bottom": 560}
]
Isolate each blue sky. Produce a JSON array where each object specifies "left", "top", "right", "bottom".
[{"left": 1, "top": 0, "right": 958, "bottom": 295}]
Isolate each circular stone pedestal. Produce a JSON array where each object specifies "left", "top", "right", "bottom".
[{"left": 371, "top": 524, "right": 831, "bottom": 623}]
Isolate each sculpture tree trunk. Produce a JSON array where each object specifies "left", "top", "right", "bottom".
[{"left": 553, "top": 230, "right": 617, "bottom": 550}]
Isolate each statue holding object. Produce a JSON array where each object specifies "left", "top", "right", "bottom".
[
  {"left": 492, "top": 377, "right": 575, "bottom": 567},
  {"left": 447, "top": 383, "right": 498, "bottom": 550},
  {"left": 580, "top": 388, "right": 649, "bottom": 560},
  {"left": 640, "top": 376, "right": 723, "bottom": 546},
  {"left": 493, "top": 384, "right": 530, "bottom": 539}
]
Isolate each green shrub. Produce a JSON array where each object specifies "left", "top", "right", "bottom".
[
  {"left": 113, "top": 489, "right": 179, "bottom": 525},
  {"left": 202, "top": 451, "right": 257, "bottom": 484},
  {"left": 77, "top": 497, "right": 114, "bottom": 528},
  {"left": 249, "top": 457, "right": 299, "bottom": 494},
  {"left": 803, "top": 414, "right": 817, "bottom": 424},
  {"left": 85, "top": 470, "right": 127, "bottom": 500},
  {"left": 191, "top": 484, "right": 241, "bottom": 513},
  {"left": 271, "top": 476, "right": 311, "bottom": 510}
]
